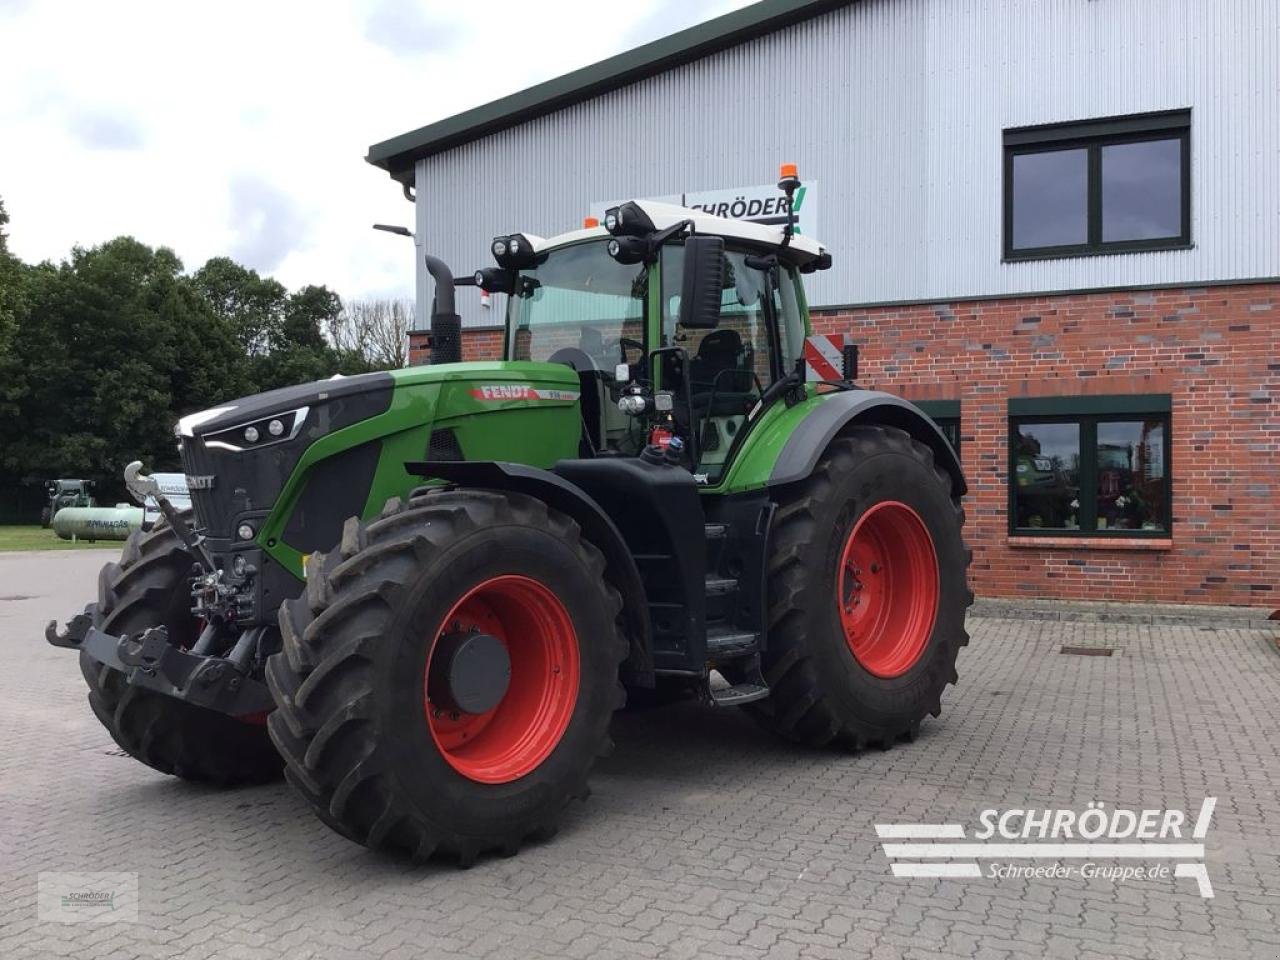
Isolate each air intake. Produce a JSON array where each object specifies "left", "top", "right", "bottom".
[{"left": 427, "top": 429, "right": 463, "bottom": 462}]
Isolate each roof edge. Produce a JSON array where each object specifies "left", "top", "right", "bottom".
[{"left": 366, "top": 0, "right": 850, "bottom": 177}]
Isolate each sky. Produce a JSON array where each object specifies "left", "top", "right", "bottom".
[{"left": 0, "top": 0, "right": 753, "bottom": 303}]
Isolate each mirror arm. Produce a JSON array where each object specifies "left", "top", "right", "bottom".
[{"left": 649, "top": 219, "right": 693, "bottom": 253}]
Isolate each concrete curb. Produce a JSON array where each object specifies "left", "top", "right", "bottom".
[{"left": 971, "top": 596, "right": 1277, "bottom": 630}]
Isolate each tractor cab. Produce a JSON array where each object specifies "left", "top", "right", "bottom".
[{"left": 479, "top": 169, "right": 830, "bottom": 484}]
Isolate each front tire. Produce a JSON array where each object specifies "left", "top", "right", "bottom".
[
  {"left": 751, "top": 426, "right": 972, "bottom": 748},
  {"left": 267, "top": 490, "right": 626, "bottom": 864},
  {"left": 79, "top": 523, "right": 282, "bottom": 785}
]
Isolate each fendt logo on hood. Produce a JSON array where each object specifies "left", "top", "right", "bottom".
[{"left": 469, "top": 385, "right": 580, "bottom": 402}]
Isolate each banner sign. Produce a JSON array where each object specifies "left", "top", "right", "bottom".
[{"left": 591, "top": 181, "right": 817, "bottom": 238}]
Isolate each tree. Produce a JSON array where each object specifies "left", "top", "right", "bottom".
[
  {"left": 283, "top": 285, "right": 340, "bottom": 351},
  {"left": 0, "top": 218, "right": 375, "bottom": 519},
  {"left": 0, "top": 195, "right": 10, "bottom": 255},
  {"left": 330, "top": 297, "right": 412, "bottom": 369},
  {"left": 0, "top": 195, "right": 24, "bottom": 356},
  {"left": 0, "top": 239, "right": 180, "bottom": 495},
  {"left": 191, "top": 257, "right": 287, "bottom": 357}
]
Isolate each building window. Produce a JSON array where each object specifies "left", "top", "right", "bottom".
[
  {"left": 1008, "top": 395, "right": 1171, "bottom": 536},
  {"left": 1003, "top": 110, "right": 1190, "bottom": 261},
  {"left": 916, "top": 400, "right": 960, "bottom": 459}
]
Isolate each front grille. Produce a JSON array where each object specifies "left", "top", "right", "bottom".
[{"left": 178, "top": 436, "right": 297, "bottom": 540}]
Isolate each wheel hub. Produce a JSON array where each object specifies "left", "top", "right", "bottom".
[
  {"left": 836, "top": 501, "right": 939, "bottom": 678},
  {"left": 428, "top": 631, "right": 511, "bottom": 715},
  {"left": 424, "top": 575, "right": 580, "bottom": 784}
]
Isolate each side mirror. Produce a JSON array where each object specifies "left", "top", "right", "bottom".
[{"left": 678, "top": 236, "right": 724, "bottom": 329}]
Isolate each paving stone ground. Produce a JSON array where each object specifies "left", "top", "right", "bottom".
[{"left": 1, "top": 550, "right": 1278, "bottom": 960}]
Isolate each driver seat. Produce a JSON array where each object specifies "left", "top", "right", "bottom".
[
  {"left": 688, "top": 329, "right": 756, "bottom": 418},
  {"left": 689, "top": 329, "right": 743, "bottom": 389}
]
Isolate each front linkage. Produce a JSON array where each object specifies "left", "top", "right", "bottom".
[
  {"left": 46, "top": 618, "right": 274, "bottom": 716},
  {"left": 46, "top": 461, "right": 274, "bottom": 718}
]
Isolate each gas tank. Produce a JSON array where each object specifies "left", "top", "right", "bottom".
[{"left": 51, "top": 506, "right": 144, "bottom": 541}]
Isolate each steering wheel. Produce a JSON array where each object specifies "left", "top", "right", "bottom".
[
  {"left": 546, "top": 346, "right": 600, "bottom": 373},
  {"left": 619, "top": 337, "right": 645, "bottom": 364}
]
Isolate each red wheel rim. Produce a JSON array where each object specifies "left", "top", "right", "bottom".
[
  {"left": 836, "top": 501, "right": 939, "bottom": 678},
  {"left": 424, "top": 575, "right": 580, "bottom": 784}
]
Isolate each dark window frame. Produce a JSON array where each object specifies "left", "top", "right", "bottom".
[
  {"left": 916, "top": 400, "right": 961, "bottom": 459},
  {"left": 1007, "top": 395, "right": 1172, "bottom": 538},
  {"left": 1003, "top": 110, "right": 1192, "bottom": 262}
]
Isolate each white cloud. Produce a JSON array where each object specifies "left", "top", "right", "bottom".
[{"left": 0, "top": 0, "right": 752, "bottom": 302}]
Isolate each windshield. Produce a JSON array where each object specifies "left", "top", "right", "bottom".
[{"left": 506, "top": 241, "right": 647, "bottom": 374}]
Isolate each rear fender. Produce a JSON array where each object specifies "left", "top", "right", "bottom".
[
  {"left": 406, "top": 460, "right": 654, "bottom": 685},
  {"left": 768, "top": 390, "right": 966, "bottom": 496}
]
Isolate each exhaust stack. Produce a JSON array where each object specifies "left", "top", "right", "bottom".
[{"left": 424, "top": 254, "right": 462, "bottom": 365}]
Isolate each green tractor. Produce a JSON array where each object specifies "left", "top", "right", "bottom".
[
  {"left": 48, "top": 168, "right": 970, "bottom": 864},
  {"left": 40, "top": 478, "right": 95, "bottom": 527}
]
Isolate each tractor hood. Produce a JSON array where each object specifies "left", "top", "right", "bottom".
[
  {"left": 175, "top": 362, "right": 583, "bottom": 444},
  {"left": 176, "top": 370, "right": 397, "bottom": 442},
  {"left": 174, "top": 361, "right": 583, "bottom": 550}
]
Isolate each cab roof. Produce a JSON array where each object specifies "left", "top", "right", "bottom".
[{"left": 519, "top": 199, "right": 828, "bottom": 266}]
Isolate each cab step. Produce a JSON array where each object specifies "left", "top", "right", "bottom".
[
  {"left": 706, "top": 656, "right": 770, "bottom": 707},
  {"left": 705, "top": 624, "right": 758, "bottom": 658},
  {"left": 708, "top": 680, "right": 770, "bottom": 707}
]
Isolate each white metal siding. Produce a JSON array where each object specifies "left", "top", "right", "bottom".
[{"left": 412, "top": 0, "right": 1280, "bottom": 326}]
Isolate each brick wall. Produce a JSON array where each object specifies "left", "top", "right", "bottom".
[
  {"left": 406, "top": 282, "right": 1279, "bottom": 609},
  {"left": 812, "top": 282, "right": 1278, "bottom": 609},
  {"left": 408, "top": 326, "right": 504, "bottom": 365}
]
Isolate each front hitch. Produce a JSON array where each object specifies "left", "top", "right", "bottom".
[
  {"left": 46, "top": 606, "right": 96, "bottom": 648},
  {"left": 45, "top": 615, "right": 274, "bottom": 716}
]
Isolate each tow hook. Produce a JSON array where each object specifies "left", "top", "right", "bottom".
[{"left": 45, "top": 607, "right": 96, "bottom": 649}]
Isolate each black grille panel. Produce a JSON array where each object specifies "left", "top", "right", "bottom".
[
  {"left": 427, "top": 428, "right": 464, "bottom": 462},
  {"left": 281, "top": 440, "right": 382, "bottom": 554}
]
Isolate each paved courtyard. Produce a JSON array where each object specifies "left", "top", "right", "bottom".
[{"left": 1, "top": 549, "right": 1278, "bottom": 960}]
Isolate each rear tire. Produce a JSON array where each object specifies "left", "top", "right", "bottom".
[
  {"left": 78, "top": 522, "right": 281, "bottom": 785},
  {"left": 40, "top": 507, "right": 51, "bottom": 528},
  {"left": 267, "top": 489, "right": 626, "bottom": 864},
  {"left": 750, "top": 426, "right": 972, "bottom": 748}
]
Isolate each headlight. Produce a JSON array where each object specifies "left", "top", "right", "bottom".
[
  {"left": 237, "top": 523, "right": 255, "bottom": 541},
  {"left": 607, "top": 235, "right": 648, "bottom": 265},
  {"left": 491, "top": 234, "right": 537, "bottom": 269},
  {"left": 606, "top": 201, "right": 655, "bottom": 237},
  {"left": 203, "top": 406, "right": 309, "bottom": 452}
]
